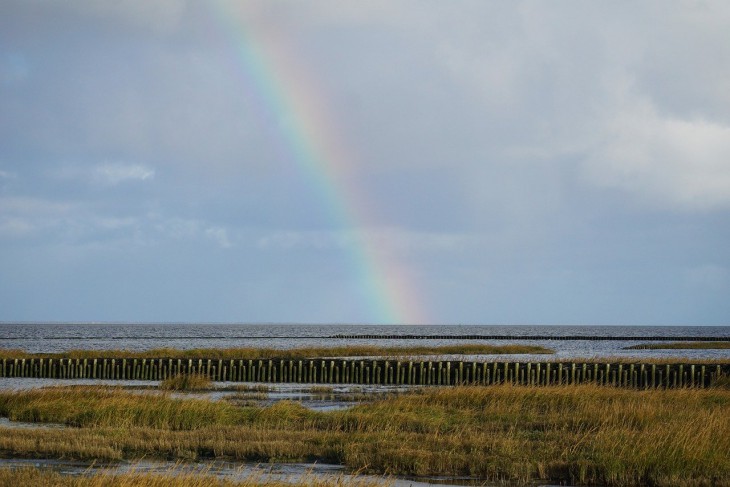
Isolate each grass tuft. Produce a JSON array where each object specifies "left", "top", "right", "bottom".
[{"left": 159, "top": 373, "right": 212, "bottom": 392}]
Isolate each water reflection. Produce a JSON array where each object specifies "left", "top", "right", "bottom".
[{"left": 0, "top": 458, "right": 564, "bottom": 487}]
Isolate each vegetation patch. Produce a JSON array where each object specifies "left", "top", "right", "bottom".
[
  {"left": 0, "top": 385, "right": 728, "bottom": 485},
  {"left": 0, "top": 387, "right": 242, "bottom": 430},
  {"left": 159, "top": 373, "right": 213, "bottom": 391}
]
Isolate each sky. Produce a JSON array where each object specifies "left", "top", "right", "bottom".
[{"left": 1, "top": 1, "right": 729, "bottom": 326}]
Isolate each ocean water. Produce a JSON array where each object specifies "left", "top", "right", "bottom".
[{"left": 1, "top": 323, "right": 729, "bottom": 360}]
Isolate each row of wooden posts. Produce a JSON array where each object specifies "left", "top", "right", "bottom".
[{"left": 1, "top": 357, "right": 728, "bottom": 388}]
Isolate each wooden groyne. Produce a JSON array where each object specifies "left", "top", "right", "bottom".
[{"left": 1, "top": 358, "right": 728, "bottom": 388}]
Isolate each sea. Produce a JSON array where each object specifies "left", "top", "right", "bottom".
[{"left": 1, "top": 323, "right": 729, "bottom": 361}]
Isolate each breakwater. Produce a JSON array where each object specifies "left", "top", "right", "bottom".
[{"left": 1, "top": 357, "right": 727, "bottom": 388}]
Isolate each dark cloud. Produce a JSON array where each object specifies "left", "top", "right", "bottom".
[{"left": 1, "top": 0, "right": 728, "bottom": 323}]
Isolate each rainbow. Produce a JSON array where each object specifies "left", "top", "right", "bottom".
[{"left": 206, "top": 3, "right": 428, "bottom": 325}]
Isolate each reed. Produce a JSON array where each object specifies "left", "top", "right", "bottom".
[
  {"left": 0, "top": 387, "right": 243, "bottom": 429},
  {"left": 159, "top": 373, "right": 213, "bottom": 391},
  {"left": 0, "top": 385, "right": 727, "bottom": 485}
]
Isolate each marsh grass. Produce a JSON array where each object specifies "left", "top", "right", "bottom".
[
  {"left": 0, "top": 385, "right": 728, "bottom": 485},
  {"left": 159, "top": 373, "right": 213, "bottom": 391},
  {"left": 713, "top": 373, "right": 730, "bottom": 389},
  {"left": 0, "top": 466, "right": 238, "bottom": 487},
  {"left": 625, "top": 341, "right": 730, "bottom": 350},
  {"left": 0, "top": 386, "right": 244, "bottom": 429},
  {"left": 0, "top": 343, "right": 552, "bottom": 360}
]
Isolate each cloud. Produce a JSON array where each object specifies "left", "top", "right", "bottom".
[
  {"left": 149, "top": 216, "right": 238, "bottom": 249},
  {"left": 1, "top": 0, "right": 729, "bottom": 323},
  {"left": 221, "top": 0, "right": 406, "bottom": 28},
  {"left": 257, "top": 228, "right": 473, "bottom": 254},
  {"left": 0, "top": 196, "right": 74, "bottom": 215},
  {"left": 93, "top": 163, "right": 155, "bottom": 185},
  {"left": 257, "top": 231, "right": 346, "bottom": 251},
  {"left": 66, "top": 0, "right": 187, "bottom": 35},
  {"left": 204, "top": 227, "right": 233, "bottom": 249},
  {"left": 93, "top": 216, "right": 138, "bottom": 230},
  {"left": 152, "top": 216, "right": 201, "bottom": 240},
  {"left": 0, "top": 197, "right": 237, "bottom": 251},
  {"left": 583, "top": 95, "right": 730, "bottom": 210},
  {"left": 0, "top": 197, "right": 76, "bottom": 239},
  {"left": 0, "top": 217, "right": 36, "bottom": 237},
  {"left": 46, "top": 163, "right": 156, "bottom": 186}
]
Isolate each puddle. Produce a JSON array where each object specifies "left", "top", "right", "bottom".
[
  {"left": 211, "top": 382, "right": 413, "bottom": 411},
  {"left": 0, "top": 417, "right": 67, "bottom": 430},
  {"left": 0, "top": 458, "right": 564, "bottom": 486},
  {"left": 0, "top": 378, "right": 155, "bottom": 391}
]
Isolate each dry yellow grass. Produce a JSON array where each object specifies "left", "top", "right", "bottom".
[
  {"left": 159, "top": 373, "right": 213, "bottom": 391},
  {"left": 0, "top": 385, "right": 728, "bottom": 485},
  {"left": 0, "top": 386, "right": 241, "bottom": 429}
]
